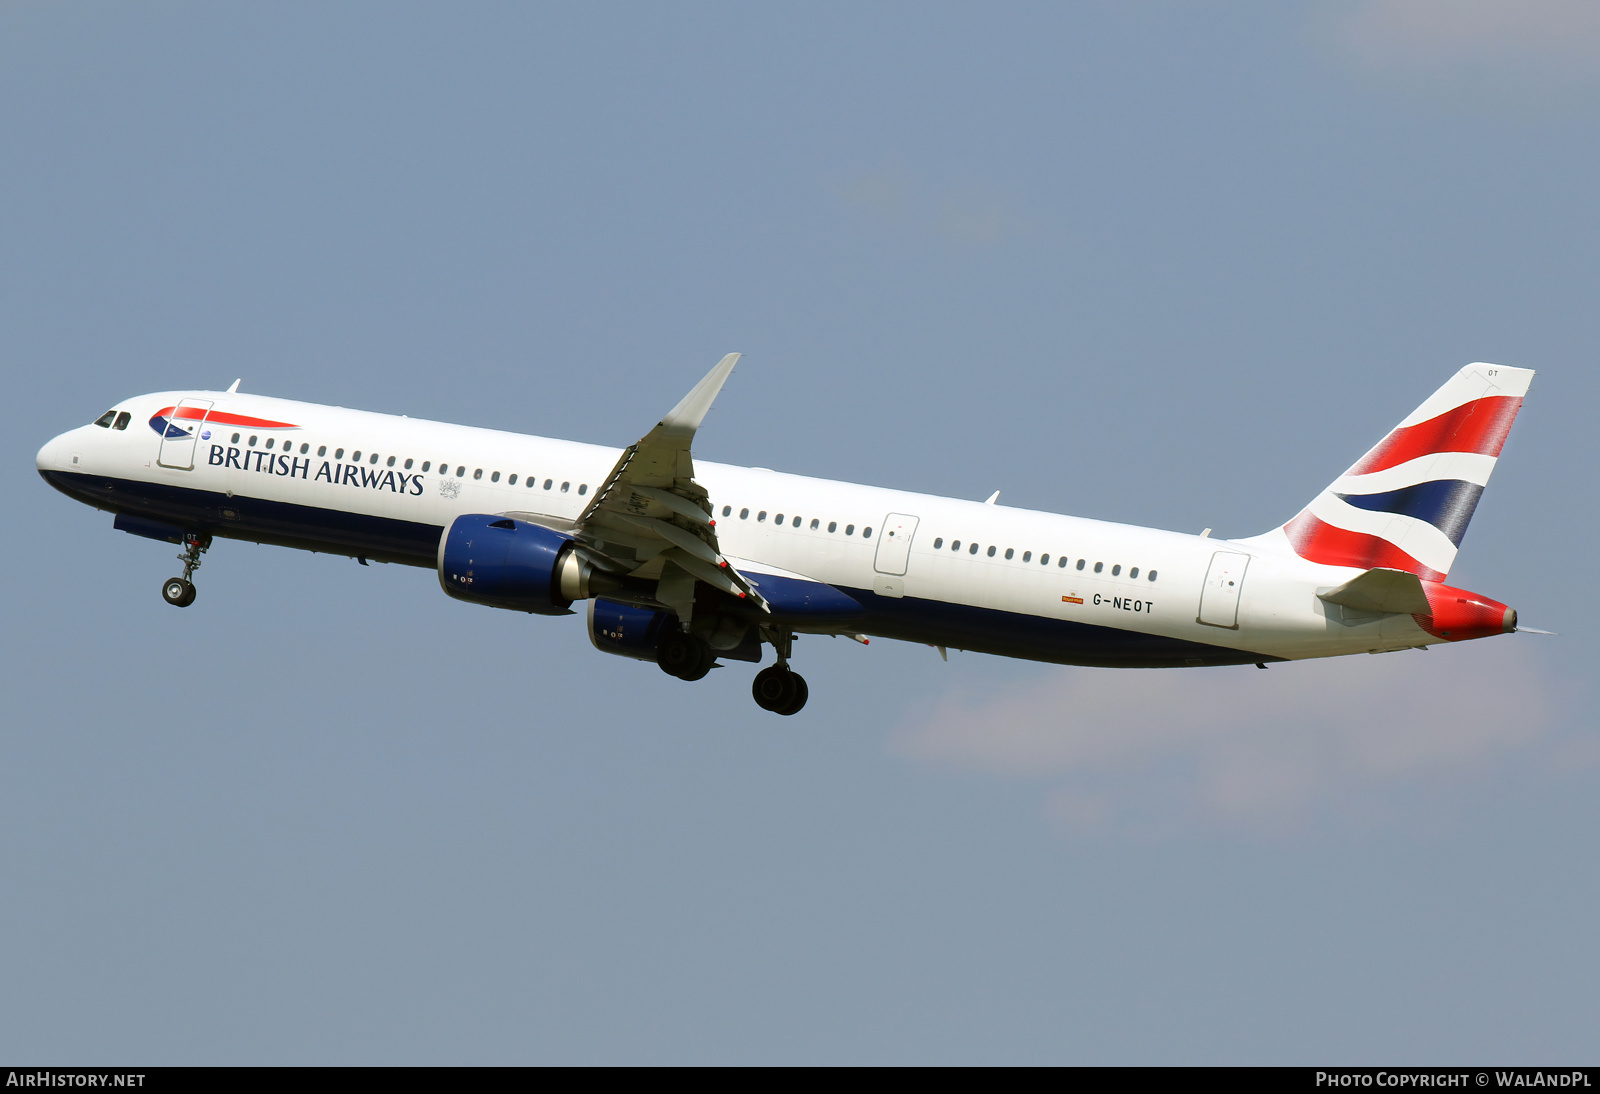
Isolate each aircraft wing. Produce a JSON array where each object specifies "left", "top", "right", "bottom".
[{"left": 569, "top": 353, "right": 768, "bottom": 620}]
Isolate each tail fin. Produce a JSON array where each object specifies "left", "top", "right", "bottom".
[{"left": 1254, "top": 363, "right": 1534, "bottom": 580}]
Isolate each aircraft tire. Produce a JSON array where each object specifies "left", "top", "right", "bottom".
[
  {"left": 162, "top": 577, "right": 195, "bottom": 607},
  {"left": 657, "top": 630, "right": 713, "bottom": 681},
  {"left": 753, "top": 665, "right": 806, "bottom": 714},
  {"left": 776, "top": 672, "right": 808, "bottom": 716}
]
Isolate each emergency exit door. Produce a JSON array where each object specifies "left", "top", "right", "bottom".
[{"left": 873, "top": 514, "right": 920, "bottom": 575}]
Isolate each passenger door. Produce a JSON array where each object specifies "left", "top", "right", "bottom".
[
  {"left": 156, "top": 399, "right": 214, "bottom": 470},
  {"left": 1197, "top": 551, "right": 1250, "bottom": 628}
]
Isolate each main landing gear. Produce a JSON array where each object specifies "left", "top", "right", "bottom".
[
  {"left": 655, "top": 621, "right": 810, "bottom": 715},
  {"left": 657, "top": 628, "right": 715, "bottom": 682},
  {"left": 160, "top": 532, "right": 211, "bottom": 608},
  {"left": 751, "top": 626, "right": 808, "bottom": 716},
  {"left": 752, "top": 665, "right": 807, "bottom": 716}
]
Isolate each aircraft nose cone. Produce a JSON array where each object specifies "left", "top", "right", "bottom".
[{"left": 36, "top": 433, "right": 67, "bottom": 472}]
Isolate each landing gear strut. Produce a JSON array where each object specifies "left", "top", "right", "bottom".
[
  {"left": 160, "top": 532, "right": 211, "bottom": 608},
  {"left": 752, "top": 627, "right": 808, "bottom": 715}
]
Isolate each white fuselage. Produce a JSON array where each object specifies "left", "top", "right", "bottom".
[{"left": 37, "top": 389, "right": 1445, "bottom": 666}]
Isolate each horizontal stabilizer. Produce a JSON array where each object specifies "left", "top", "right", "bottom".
[{"left": 1318, "top": 567, "right": 1431, "bottom": 615}]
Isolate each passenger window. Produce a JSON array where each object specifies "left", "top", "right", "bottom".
[
  {"left": 491, "top": 471, "right": 500, "bottom": 482},
  {"left": 793, "top": 516, "right": 801, "bottom": 528},
  {"left": 951, "top": 540, "right": 960, "bottom": 551},
  {"left": 527, "top": 476, "right": 537, "bottom": 487},
  {"left": 969, "top": 543, "right": 979, "bottom": 555},
  {"left": 94, "top": 411, "right": 115, "bottom": 427},
  {"left": 335, "top": 448, "right": 344, "bottom": 460},
  {"left": 741, "top": 508, "right": 750, "bottom": 519},
  {"left": 114, "top": 412, "right": 131, "bottom": 430},
  {"left": 1149, "top": 570, "right": 1158, "bottom": 582},
  {"left": 457, "top": 466, "right": 466, "bottom": 477},
  {"left": 1130, "top": 567, "right": 1139, "bottom": 579},
  {"left": 233, "top": 434, "right": 242, "bottom": 444},
  {"left": 473, "top": 469, "right": 483, "bottom": 480},
  {"left": 933, "top": 538, "right": 944, "bottom": 549},
  {"left": 827, "top": 521, "right": 836, "bottom": 532},
  {"left": 544, "top": 479, "right": 552, "bottom": 489},
  {"left": 370, "top": 453, "right": 379, "bottom": 465},
  {"left": 1023, "top": 551, "right": 1031, "bottom": 562},
  {"left": 776, "top": 513, "right": 785, "bottom": 525},
  {"left": 352, "top": 448, "right": 361, "bottom": 459},
  {"left": 508, "top": 474, "right": 517, "bottom": 485},
  {"left": 758, "top": 511, "right": 767, "bottom": 522},
  {"left": 300, "top": 443, "right": 309, "bottom": 454},
  {"left": 579, "top": 484, "right": 588, "bottom": 495},
  {"left": 250, "top": 436, "right": 259, "bottom": 447},
  {"left": 405, "top": 458, "right": 413, "bottom": 469},
  {"left": 419, "top": 459, "right": 428, "bottom": 470},
  {"left": 1040, "top": 553, "right": 1048, "bottom": 564},
  {"left": 319, "top": 446, "right": 328, "bottom": 457},
  {"left": 810, "top": 518, "right": 819, "bottom": 530},
  {"left": 863, "top": 527, "right": 872, "bottom": 538},
  {"left": 987, "top": 546, "right": 996, "bottom": 557},
  {"left": 722, "top": 506, "right": 732, "bottom": 517},
  {"left": 1004, "top": 548, "right": 1014, "bottom": 560},
  {"left": 845, "top": 524, "right": 855, "bottom": 535},
  {"left": 1094, "top": 562, "right": 1103, "bottom": 573},
  {"left": 265, "top": 438, "right": 275, "bottom": 449},
  {"left": 1076, "top": 559, "right": 1085, "bottom": 570},
  {"left": 560, "top": 482, "right": 570, "bottom": 493},
  {"left": 388, "top": 456, "right": 397, "bottom": 467},
  {"left": 1059, "top": 557, "right": 1068, "bottom": 567}
]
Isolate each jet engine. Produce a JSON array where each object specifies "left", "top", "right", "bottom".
[
  {"left": 588, "top": 598, "right": 672, "bottom": 661},
  {"left": 437, "top": 514, "right": 595, "bottom": 615}
]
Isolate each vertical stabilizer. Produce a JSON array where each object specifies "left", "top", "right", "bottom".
[{"left": 1249, "top": 363, "right": 1534, "bottom": 579}]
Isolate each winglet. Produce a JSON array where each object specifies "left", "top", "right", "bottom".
[
  {"left": 226, "top": 378, "right": 242, "bottom": 393},
  {"left": 658, "top": 353, "right": 740, "bottom": 439}
]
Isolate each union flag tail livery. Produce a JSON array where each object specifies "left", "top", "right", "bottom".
[
  {"left": 37, "top": 356, "right": 1540, "bottom": 716},
  {"left": 1270, "top": 363, "right": 1532, "bottom": 582}
]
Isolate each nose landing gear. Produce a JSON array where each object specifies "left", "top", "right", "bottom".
[{"left": 160, "top": 532, "right": 211, "bottom": 608}]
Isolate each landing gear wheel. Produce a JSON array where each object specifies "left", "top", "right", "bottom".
[
  {"left": 752, "top": 665, "right": 808, "bottom": 715},
  {"left": 778, "top": 672, "right": 808, "bottom": 716},
  {"left": 162, "top": 577, "right": 196, "bottom": 607},
  {"left": 657, "top": 630, "right": 714, "bottom": 681}
]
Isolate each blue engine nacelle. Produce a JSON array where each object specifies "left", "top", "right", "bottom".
[
  {"left": 588, "top": 598, "right": 672, "bottom": 661},
  {"left": 437, "top": 514, "right": 593, "bottom": 615}
]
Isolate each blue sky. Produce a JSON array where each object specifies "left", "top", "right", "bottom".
[{"left": 3, "top": 1, "right": 1597, "bottom": 1063}]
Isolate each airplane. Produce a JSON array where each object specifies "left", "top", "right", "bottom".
[{"left": 36, "top": 356, "right": 1533, "bottom": 716}]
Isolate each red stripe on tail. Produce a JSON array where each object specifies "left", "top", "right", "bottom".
[
  {"left": 1282, "top": 512, "right": 1445, "bottom": 581},
  {"left": 1346, "top": 395, "right": 1522, "bottom": 476}
]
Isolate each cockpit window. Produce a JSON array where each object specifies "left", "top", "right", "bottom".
[
  {"left": 113, "top": 412, "right": 131, "bottom": 430},
  {"left": 94, "top": 411, "right": 116, "bottom": 428}
]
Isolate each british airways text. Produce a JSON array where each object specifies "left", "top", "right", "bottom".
[{"left": 208, "top": 445, "right": 426, "bottom": 495}]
